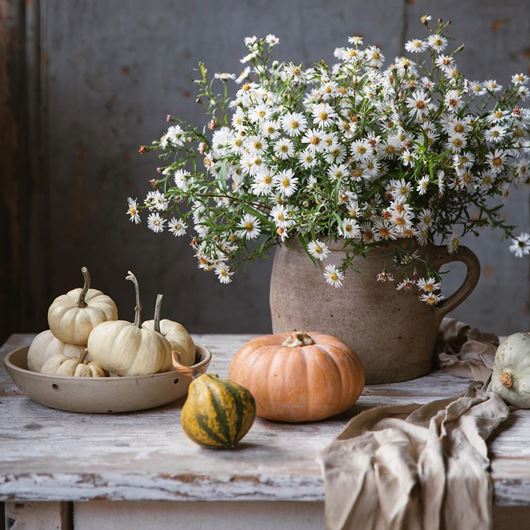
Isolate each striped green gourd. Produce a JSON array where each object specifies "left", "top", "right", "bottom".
[{"left": 181, "top": 374, "right": 256, "bottom": 449}]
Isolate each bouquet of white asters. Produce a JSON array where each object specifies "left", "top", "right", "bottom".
[{"left": 127, "top": 16, "right": 530, "bottom": 305}]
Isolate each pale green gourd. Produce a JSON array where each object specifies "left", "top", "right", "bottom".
[{"left": 491, "top": 332, "right": 530, "bottom": 408}]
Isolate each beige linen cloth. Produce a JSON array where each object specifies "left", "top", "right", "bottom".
[{"left": 321, "top": 318, "right": 509, "bottom": 530}]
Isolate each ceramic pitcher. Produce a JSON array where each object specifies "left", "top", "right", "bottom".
[{"left": 270, "top": 241, "right": 480, "bottom": 384}]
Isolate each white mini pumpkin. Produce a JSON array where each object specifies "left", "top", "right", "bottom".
[
  {"left": 48, "top": 267, "right": 118, "bottom": 346},
  {"left": 41, "top": 350, "right": 107, "bottom": 378},
  {"left": 27, "top": 330, "right": 86, "bottom": 372},
  {"left": 88, "top": 272, "right": 173, "bottom": 376},
  {"left": 491, "top": 332, "right": 530, "bottom": 408},
  {"left": 143, "top": 299, "right": 195, "bottom": 367}
]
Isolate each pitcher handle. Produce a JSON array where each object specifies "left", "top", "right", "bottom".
[{"left": 432, "top": 245, "right": 481, "bottom": 317}]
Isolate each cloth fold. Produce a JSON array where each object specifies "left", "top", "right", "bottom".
[{"left": 321, "top": 319, "right": 508, "bottom": 530}]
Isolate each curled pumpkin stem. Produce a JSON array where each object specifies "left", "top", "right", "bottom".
[
  {"left": 500, "top": 371, "right": 513, "bottom": 388},
  {"left": 126, "top": 271, "right": 142, "bottom": 328},
  {"left": 154, "top": 294, "right": 163, "bottom": 334},
  {"left": 283, "top": 332, "right": 315, "bottom": 348},
  {"left": 77, "top": 267, "right": 91, "bottom": 308}
]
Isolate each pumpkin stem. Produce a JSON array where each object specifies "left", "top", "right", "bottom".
[
  {"left": 282, "top": 332, "right": 315, "bottom": 348},
  {"left": 125, "top": 271, "right": 142, "bottom": 328},
  {"left": 154, "top": 294, "right": 163, "bottom": 334},
  {"left": 77, "top": 267, "right": 90, "bottom": 308},
  {"left": 500, "top": 371, "right": 513, "bottom": 388},
  {"left": 80, "top": 348, "right": 89, "bottom": 364}
]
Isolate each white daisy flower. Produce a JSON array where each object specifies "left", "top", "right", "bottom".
[
  {"left": 365, "top": 46, "right": 385, "bottom": 67},
  {"left": 405, "top": 39, "right": 428, "bottom": 53},
  {"left": 469, "top": 81, "right": 486, "bottom": 96},
  {"left": 238, "top": 214, "right": 261, "bottom": 240},
  {"left": 261, "top": 120, "right": 281, "bottom": 139},
  {"left": 126, "top": 198, "right": 141, "bottom": 224},
  {"left": 510, "top": 233, "right": 530, "bottom": 258},
  {"left": 328, "top": 164, "right": 348, "bottom": 181},
  {"left": 281, "top": 112, "right": 308, "bottom": 137},
  {"left": 427, "top": 34, "right": 447, "bottom": 52},
  {"left": 444, "top": 90, "right": 463, "bottom": 112},
  {"left": 215, "top": 263, "right": 233, "bottom": 284},
  {"left": 325, "top": 143, "right": 347, "bottom": 164},
  {"left": 252, "top": 170, "right": 274, "bottom": 196},
  {"left": 487, "top": 149, "right": 507, "bottom": 174},
  {"left": 301, "top": 128, "right": 325, "bottom": 153},
  {"left": 435, "top": 55, "right": 454, "bottom": 71},
  {"left": 312, "top": 103, "right": 336, "bottom": 128},
  {"left": 245, "top": 135, "right": 266, "bottom": 153},
  {"left": 484, "top": 79, "right": 502, "bottom": 93},
  {"left": 351, "top": 139, "right": 372, "bottom": 162},
  {"left": 374, "top": 220, "right": 397, "bottom": 241},
  {"left": 391, "top": 179, "right": 413, "bottom": 199},
  {"left": 147, "top": 212, "right": 166, "bottom": 233},
  {"left": 417, "top": 277, "right": 441, "bottom": 293},
  {"left": 293, "top": 149, "right": 314, "bottom": 170},
  {"left": 419, "top": 292, "right": 443, "bottom": 305},
  {"left": 160, "top": 125, "right": 185, "bottom": 148},
  {"left": 447, "top": 133, "right": 467, "bottom": 152},
  {"left": 419, "top": 208, "right": 433, "bottom": 228},
  {"left": 145, "top": 190, "right": 169, "bottom": 211},
  {"left": 401, "top": 149, "right": 416, "bottom": 166},
  {"left": 396, "top": 278, "right": 416, "bottom": 291},
  {"left": 324, "top": 264, "right": 344, "bottom": 288},
  {"left": 274, "top": 169, "right": 298, "bottom": 196},
  {"left": 308, "top": 240, "right": 330, "bottom": 261},
  {"left": 229, "top": 134, "right": 245, "bottom": 154},
  {"left": 265, "top": 34, "right": 279, "bottom": 47},
  {"left": 270, "top": 204, "right": 290, "bottom": 226},
  {"left": 274, "top": 138, "right": 294, "bottom": 159},
  {"left": 248, "top": 105, "right": 271, "bottom": 123},
  {"left": 416, "top": 175, "right": 430, "bottom": 195},
  {"left": 320, "top": 81, "right": 338, "bottom": 100},
  {"left": 339, "top": 219, "right": 361, "bottom": 239},
  {"left": 348, "top": 35, "right": 363, "bottom": 46},
  {"left": 174, "top": 169, "right": 190, "bottom": 191},
  {"left": 406, "top": 89, "right": 432, "bottom": 118},
  {"left": 214, "top": 72, "right": 235, "bottom": 81},
  {"left": 512, "top": 73, "right": 529, "bottom": 86},
  {"left": 168, "top": 217, "right": 187, "bottom": 237},
  {"left": 235, "top": 66, "right": 251, "bottom": 84},
  {"left": 485, "top": 125, "right": 506, "bottom": 143}
]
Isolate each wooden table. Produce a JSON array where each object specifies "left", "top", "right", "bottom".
[{"left": 2, "top": 334, "right": 530, "bottom": 530}]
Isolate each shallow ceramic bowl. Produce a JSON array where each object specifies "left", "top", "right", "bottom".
[{"left": 4, "top": 345, "right": 212, "bottom": 413}]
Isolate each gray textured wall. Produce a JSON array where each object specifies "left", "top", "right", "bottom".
[{"left": 4, "top": 0, "right": 530, "bottom": 337}]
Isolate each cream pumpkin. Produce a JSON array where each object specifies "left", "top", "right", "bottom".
[
  {"left": 27, "top": 330, "right": 86, "bottom": 372},
  {"left": 88, "top": 273, "right": 173, "bottom": 376},
  {"left": 40, "top": 350, "right": 107, "bottom": 378},
  {"left": 48, "top": 267, "right": 118, "bottom": 345},
  {"left": 229, "top": 331, "right": 365, "bottom": 422},
  {"left": 491, "top": 332, "right": 530, "bottom": 408},
  {"left": 143, "top": 303, "right": 195, "bottom": 367}
]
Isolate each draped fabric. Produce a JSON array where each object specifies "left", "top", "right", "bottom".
[{"left": 321, "top": 319, "right": 509, "bottom": 530}]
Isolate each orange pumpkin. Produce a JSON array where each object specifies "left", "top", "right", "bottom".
[{"left": 229, "top": 331, "right": 364, "bottom": 422}]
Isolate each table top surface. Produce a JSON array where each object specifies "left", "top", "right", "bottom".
[{"left": 1, "top": 333, "right": 529, "bottom": 505}]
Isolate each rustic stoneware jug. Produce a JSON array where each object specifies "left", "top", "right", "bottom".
[{"left": 270, "top": 241, "right": 480, "bottom": 384}]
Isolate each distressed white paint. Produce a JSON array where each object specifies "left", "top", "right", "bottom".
[{"left": 1, "top": 334, "right": 530, "bottom": 506}]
